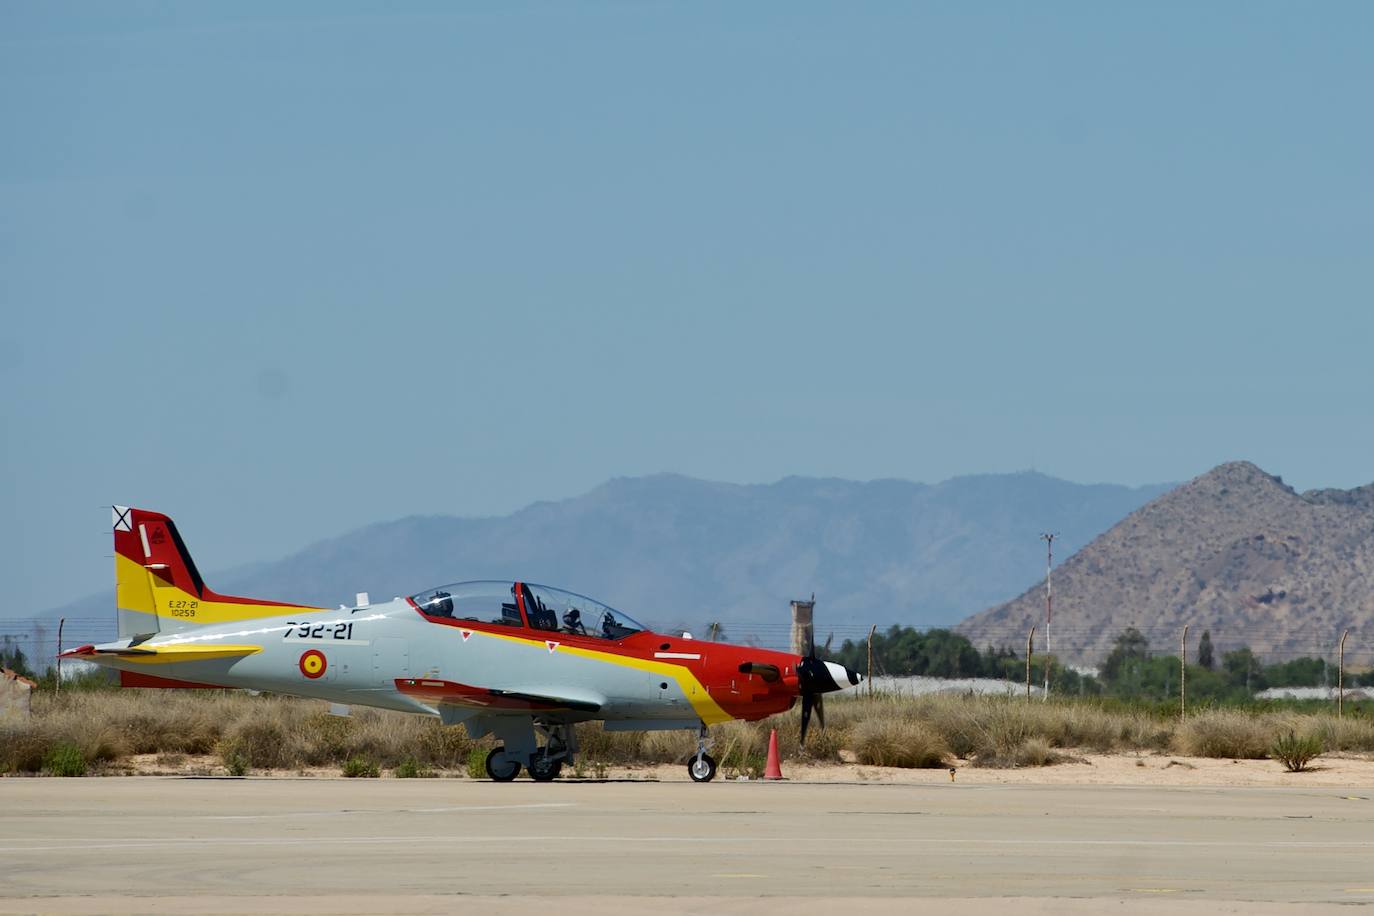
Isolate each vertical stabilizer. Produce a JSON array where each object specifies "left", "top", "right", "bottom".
[{"left": 112, "top": 505, "right": 324, "bottom": 638}]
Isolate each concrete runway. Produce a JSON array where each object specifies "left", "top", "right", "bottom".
[{"left": 2, "top": 778, "right": 1373, "bottom": 915}]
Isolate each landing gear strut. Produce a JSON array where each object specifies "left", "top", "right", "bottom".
[
  {"left": 688, "top": 724, "right": 717, "bottom": 783},
  {"left": 529, "top": 721, "right": 574, "bottom": 782}
]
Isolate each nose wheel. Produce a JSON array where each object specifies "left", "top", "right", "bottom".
[
  {"left": 688, "top": 724, "right": 717, "bottom": 782},
  {"left": 688, "top": 752, "right": 717, "bottom": 782}
]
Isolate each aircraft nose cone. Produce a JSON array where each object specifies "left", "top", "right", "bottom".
[
  {"left": 825, "top": 660, "right": 863, "bottom": 690},
  {"left": 798, "top": 656, "right": 864, "bottom": 694}
]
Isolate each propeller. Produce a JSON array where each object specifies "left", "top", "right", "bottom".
[{"left": 796, "top": 653, "right": 861, "bottom": 745}]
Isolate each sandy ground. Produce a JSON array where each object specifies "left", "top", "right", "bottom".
[
  {"left": 3, "top": 777, "right": 1373, "bottom": 914},
  {"left": 109, "top": 750, "right": 1374, "bottom": 787}
]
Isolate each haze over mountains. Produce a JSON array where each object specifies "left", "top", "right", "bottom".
[
  {"left": 25, "top": 463, "right": 1374, "bottom": 672},
  {"left": 962, "top": 462, "right": 1374, "bottom": 666},
  {"left": 30, "top": 472, "right": 1169, "bottom": 648}
]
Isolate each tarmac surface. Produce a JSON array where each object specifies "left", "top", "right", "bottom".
[{"left": 2, "top": 777, "right": 1373, "bottom": 914}]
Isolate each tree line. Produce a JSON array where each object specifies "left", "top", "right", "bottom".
[{"left": 824, "top": 625, "right": 1374, "bottom": 701}]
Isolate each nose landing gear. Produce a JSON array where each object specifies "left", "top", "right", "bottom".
[{"left": 688, "top": 724, "right": 717, "bottom": 782}]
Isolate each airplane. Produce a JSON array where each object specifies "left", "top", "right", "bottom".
[{"left": 62, "top": 506, "right": 864, "bottom": 782}]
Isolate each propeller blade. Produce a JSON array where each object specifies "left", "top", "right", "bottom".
[
  {"left": 800, "top": 691, "right": 813, "bottom": 745},
  {"left": 815, "top": 693, "right": 826, "bottom": 731}
]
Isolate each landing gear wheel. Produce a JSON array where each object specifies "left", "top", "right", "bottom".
[
  {"left": 485, "top": 747, "right": 521, "bottom": 782},
  {"left": 688, "top": 752, "right": 717, "bottom": 783},
  {"left": 528, "top": 750, "right": 563, "bottom": 782}
]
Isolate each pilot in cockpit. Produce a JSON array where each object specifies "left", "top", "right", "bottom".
[
  {"left": 429, "top": 591, "right": 454, "bottom": 618},
  {"left": 562, "top": 607, "right": 587, "bottom": 635}
]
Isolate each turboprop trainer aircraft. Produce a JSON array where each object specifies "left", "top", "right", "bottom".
[{"left": 63, "top": 506, "right": 863, "bottom": 781}]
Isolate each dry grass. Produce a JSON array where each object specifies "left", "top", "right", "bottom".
[
  {"left": 2, "top": 689, "right": 1371, "bottom": 775},
  {"left": 1172, "top": 710, "right": 1291, "bottom": 759},
  {"left": 851, "top": 719, "right": 949, "bottom": 768}
]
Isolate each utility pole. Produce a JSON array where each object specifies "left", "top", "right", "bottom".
[
  {"left": 1040, "top": 533, "right": 1057, "bottom": 699},
  {"left": 1026, "top": 625, "right": 1036, "bottom": 702},
  {"left": 1338, "top": 629, "right": 1349, "bottom": 719},
  {"left": 1180, "top": 624, "right": 1188, "bottom": 717}
]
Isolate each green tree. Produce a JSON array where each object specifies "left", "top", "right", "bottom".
[
  {"left": 1, "top": 636, "right": 33, "bottom": 679},
  {"left": 1222, "top": 646, "right": 1266, "bottom": 693},
  {"left": 1100, "top": 627, "right": 1151, "bottom": 687},
  {"left": 1263, "top": 656, "right": 1327, "bottom": 688},
  {"left": 1196, "top": 630, "right": 1215, "bottom": 670}
]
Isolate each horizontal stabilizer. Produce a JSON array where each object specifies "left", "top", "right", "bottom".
[{"left": 61, "top": 643, "right": 262, "bottom": 665}]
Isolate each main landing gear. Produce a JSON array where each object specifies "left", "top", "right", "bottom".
[
  {"left": 528, "top": 722, "right": 572, "bottom": 782},
  {"left": 485, "top": 721, "right": 574, "bottom": 781},
  {"left": 688, "top": 724, "right": 717, "bottom": 783},
  {"left": 485, "top": 746, "right": 521, "bottom": 781}
]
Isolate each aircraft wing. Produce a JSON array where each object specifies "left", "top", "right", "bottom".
[{"left": 395, "top": 678, "right": 602, "bottom": 713}]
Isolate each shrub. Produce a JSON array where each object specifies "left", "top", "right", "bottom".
[
  {"left": 224, "top": 751, "right": 249, "bottom": 777},
  {"left": 1311, "top": 715, "right": 1374, "bottom": 753},
  {"left": 341, "top": 756, "right": 380, "bottom": 778},
  {"left": 852, "top": 719, "right": 949, "bottom": 768},
  {"left": 219, "top": 719, "right": 291, "bottom": 769},
  {"left": 43, "top": 743, "right": 88, "bottom": 777},
  {"left": 1009, "top": 737, "right": 1068, "bottom": 768},
  {"left": 394, "top": 756, "right": 434, "bottom": 778},
  {"left": 721, "top": 751, "right": 768, "bottom": 779},
  {"left": 1270, "top": 732, "right": 1322, "bottom": 772},
  {"left": 466, "top": 747, "right": 488, "bottom": 779},
  {"left": 1173, "top": 711, "right": 1273, "bottom": 759}
]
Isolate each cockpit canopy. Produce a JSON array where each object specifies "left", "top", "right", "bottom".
[{"left": 411, "top": 580, "right": 646, "bottom": 640}]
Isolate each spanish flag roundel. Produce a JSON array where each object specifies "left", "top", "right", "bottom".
[{"left": 299, "top": 649, "right": 327, "bottom": 679}]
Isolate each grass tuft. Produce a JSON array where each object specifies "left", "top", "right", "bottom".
[
  {"left": 42, "top": 742, "right": 87, "bottom": 777},
  {"left": 1173, "top": 711, "right": 1275, "bottom": 759},
  {"left": 852, "top": 719, "right": 949, "bottom": 768}
]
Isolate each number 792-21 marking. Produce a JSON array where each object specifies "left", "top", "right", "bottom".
[{"left": 283, "top": 621, "right": 355, "bottom": 641}]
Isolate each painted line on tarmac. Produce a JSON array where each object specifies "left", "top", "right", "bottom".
[
  {"left": 6, "top": 835, "right": 1374, "bottom": 854},
  {"left": 199, "top": 803, "right": 577, "bottom": 820}
]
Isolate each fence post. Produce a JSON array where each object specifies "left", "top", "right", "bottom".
[
  {"left": 1338, "top": 629, "right": 1349, "bottom": 719},
  {"left": 1179, "top": 624, "right": 1188, "bottom": 718},
  {"left": 866, "top": 624, "right": 876, "bottom": 697},
  {"left": 1026, "top": 626, "right": 1035, "bottom": 702}
]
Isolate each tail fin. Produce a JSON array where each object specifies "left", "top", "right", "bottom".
[{"left": 113, "top": 506, "right": 323, "bottom": 638}]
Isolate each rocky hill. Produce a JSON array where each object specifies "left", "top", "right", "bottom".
[
  {"left": 959, "top": 462, "right": 1374, "bottom": 667},
  {"left": 26, "top": 471, "right": 1168, "bottom": 651}
]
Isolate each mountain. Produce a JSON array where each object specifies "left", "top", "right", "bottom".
[
  {"left": 959, "top": 462, "right": 1374, "bottom": 666},
  {"left": 26, "top": 472, "right": 1169, "bottom": 651}
]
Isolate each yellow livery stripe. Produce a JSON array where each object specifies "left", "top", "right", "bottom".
[
  {"left": 102, "top": 644, "right": 263, "bottom": 664},
  {"left": 464, "top": 628, "right": 733, "bottom": 725}
]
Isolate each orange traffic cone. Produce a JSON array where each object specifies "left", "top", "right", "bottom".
[{"left": 764, "top": 728, "right": 783, "bottom": 780}]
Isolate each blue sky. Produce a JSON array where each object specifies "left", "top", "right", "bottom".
[{"left": 3, "top": 2, "right": 1372, "bottom": 613}]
